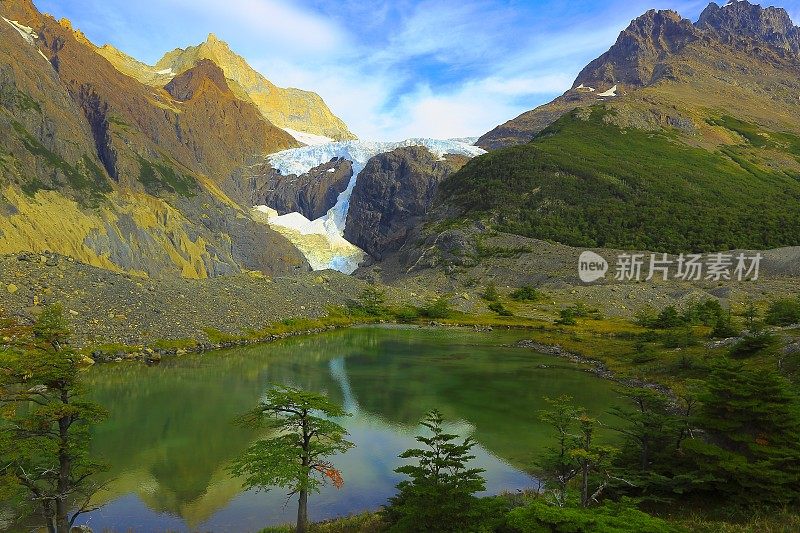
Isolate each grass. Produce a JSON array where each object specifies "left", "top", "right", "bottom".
[
  {"left": 259, "top": 513, "right": 384, "bottom": 533},
  {"left": 440, "top": 107, "right": 800, "bottom": 252}
]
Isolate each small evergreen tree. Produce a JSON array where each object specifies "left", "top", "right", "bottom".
[
  {"left": 0, "top": 304, "right": 108, "bottom": 533},
  {"left": 710, "top": 311, "right": 740, "bottom": 338},
  {"left": 384, "top": 410, "right": 486, "bottom": 532},
  {"left": 684, "top": 360, "right": 800, "bottom": 506},
  {"left": 229, "top": 385, "right": 354, "bottom": 533},
  {"left": 351, "top": 286, "right": 386, "bottom": 316},
  {"left": 538, "top": 396, "right": 583, "bottom": 506},
  {"left": 481, "top": 281, "right": 500, "bottom": 302}
]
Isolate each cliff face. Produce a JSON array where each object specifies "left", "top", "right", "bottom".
[
  {"left": 0, "top": 1, "right": 308, "bottom": 278},
  {"left": 245, "top": 158, "right": 353, "bottom": 221},
  {"left": 344, "top": 147, "right": 468, "bottom": 260}
]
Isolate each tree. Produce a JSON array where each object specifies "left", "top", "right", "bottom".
[
  {"left": 384, "top": 410, "right": 486, "bottom": 532},
  {"left": 229, "top": 385, "right": 353, "bottom": 533},
  {"left": 573, "top": 414, "right": 619, "bottom": 507},
  {"left": 608, "top": 387, "right": 671, "bottom": 472},
  {"left": 538, "top": 396, "right": 620, "bottom": 508},
  {"left": 0, "top": 304, "right": 108, "bottom": 533},
  {"left": 683, "top": 360, "right": 800, "bottom": 506},
  {"left": 765, "top": 298, "right": 800, "bottom": 326}
]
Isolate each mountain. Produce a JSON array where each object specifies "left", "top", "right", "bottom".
[
  {"left": 477, "top": 1, "right": 800, "bottom": 150},
  {"left": 0, "top": 0, "right": 309, "bottom": 277},
  {"left": 390, "top": 1, "right": 800, "bottom": 268},
  {"left": 96, "top": 34, "right": 355, "bottom": 142}
]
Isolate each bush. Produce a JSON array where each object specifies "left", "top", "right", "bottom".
[
  {"left": 710, "top": 313, "right": 740, "bottom": 338},
  {"left": 482, "top": 281, "right": 500, "bottom": 302},
  {"left": 765, "top": 298, "right": 800, "bottom": 326},
  {"left": 729, "top": 330, "right": 778, "bottom": 358},
  {"left": 393, "top": 306, "right": 421, "bottom": 323},
  {"left": 661, "top": 328, "right": 698, "bottom": 349},
  {"left": 420, "top": 297, "right": 452, "bottom": 319},
  {"left": 555, "top": 308, "right": 577, "bottom": 326},
  {"left": 652, "top": 306, "right": 686, "bottom": 329},
  {"left": 488, "top": 302, "right": 513, "bottom": 316},
  {"left": 682, "top": 299, "right": 725, "bottom": 326},
  {"left": 556, "top": 303, "right": 599, "bottom": 325},
  {"left": 502, "top": 499, "right": 676, "bottom": 533},
  {"left": 510, "top": 286, "right": 542, "bottom": 302},
  {"left": 348, "top": 286, "right": 387, "bottom": 317}
]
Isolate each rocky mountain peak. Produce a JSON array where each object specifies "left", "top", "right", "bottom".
[
  {"left": 164, "top": 58, "right": 230, "bottom": 100},
  {"left": 696, "top": 1, "right": 799, "bottom": 55},
  {"left": 574, "top": 8, "right": 699, "bottom": 87}
]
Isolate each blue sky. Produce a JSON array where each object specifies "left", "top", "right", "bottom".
[{"left": 34, "top": 0, "right": 800, "bottom": 140}]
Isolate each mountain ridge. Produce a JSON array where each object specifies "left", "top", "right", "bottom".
[
  {"left": 95, "top": 33, "right": 355, "bottom": 142},
  {"left": 477, "top": 0, "right": 800, "bottom": 150}
]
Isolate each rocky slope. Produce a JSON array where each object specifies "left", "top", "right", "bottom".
[
  {"left": 0, "top": 252, "right": 369, "bottom": 348},
  {"left": 97, "top": 33, "right": 355, "bottom": 141},
  {"left": 344, "top": 147, "right": 468, "bottom": 260},
  {"left": 0, "top": 0, "right": 313, "bottom": 278}
]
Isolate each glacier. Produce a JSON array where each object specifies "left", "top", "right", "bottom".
[{"left": 255, "top": 138, "right": 486, "bottom": 274}]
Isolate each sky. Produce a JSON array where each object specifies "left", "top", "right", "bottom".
[{"left": 34, "top": 0, "right": 800, "bottom": 140}]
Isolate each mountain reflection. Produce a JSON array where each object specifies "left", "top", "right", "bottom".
[{"left": 81, "top": 327, "right": 622, "bottom": 531}]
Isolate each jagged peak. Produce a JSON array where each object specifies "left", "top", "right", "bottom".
[
  {"left": 164, "top": 58, "right": 230, "bottom": 100},
  {"left": 698, "top": 1, "right": 795, "bottom": 33},
  {"left": 624, "top": 8, "right": 693, "bottom": 35},
  {"left": 696, "top": 1, "right": 800, "bottom": 56}
]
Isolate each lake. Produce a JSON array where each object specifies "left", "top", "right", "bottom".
[{"left": 76, "top": 326, "right": 624, "bottom": 532}]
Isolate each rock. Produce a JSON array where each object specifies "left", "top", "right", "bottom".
[
  {"left": 247, "top": 158, "right": 353, "bottom": 220},
  {"left": 344, "top": 147, "right": 466, "bottom": 260},
  {"left": 6, "top": 283, "right": 18, "bottom": 294}
]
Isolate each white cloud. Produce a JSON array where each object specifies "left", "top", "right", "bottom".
[{"left": 165, "top": 0, "right": 347, "bottom": 53}]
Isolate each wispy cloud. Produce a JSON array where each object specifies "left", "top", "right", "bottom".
[{"left": 33, "top": 0, "right": 800, "bottom": 139}]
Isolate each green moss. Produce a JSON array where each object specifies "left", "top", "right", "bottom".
[
  {"left": 11, "top": 121, "right": 111, "bottom": 205},
  {"left": 441, "top": 108, "right": 800, "bottom": 252},
  {"left": 137, "top": 156, "right": 197, "bottom": 197},
  {"left": 151, "top": 338, "right": 198, "bottom": 351}
]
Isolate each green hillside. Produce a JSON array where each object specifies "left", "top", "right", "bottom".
[{"left": 441, "top": 107, "right": 800, "bottom": 252}]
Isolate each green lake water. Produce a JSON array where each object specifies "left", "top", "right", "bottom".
[{"left": 75, "top": 326, "right": 624, "bottom": 532}]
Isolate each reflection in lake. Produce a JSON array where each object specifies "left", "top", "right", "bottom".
[{"left": 77, "top": 326, "right": 623, "bottom": 532}]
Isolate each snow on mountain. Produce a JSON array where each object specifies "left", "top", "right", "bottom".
[
  {"left": 597, "top": 84, "right": 618, "bottom": 97},
  {"left": 252, "top": 206, "right": 366, "bottom": 273},
  {"left": 260, "top": 138, "right": 486, "bottom": 274},
  {"left": 283, "top": 128, "right": 335, "bottom": 146},
  {"left": 3, "top": 17, "right": 37, "bottom": 46}
]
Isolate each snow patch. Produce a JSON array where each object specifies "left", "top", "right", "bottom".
[
  {"left": 597, "top": 85, "right": 618, "bottom": 97},
  {"left": 3, "top": 17, "right": 38, "bottom": 46},
  {"left": 252, "top": 206, "right": 366, "bottom": 274},
  {"left": 259, "top": 138, "right": 486, "bottom": 274},
  {"left": 156, "top": 68, "right": 175, "bottom": 76},
  {"left": 576, "top": 83, "right": 596, "bottom": 92},
  {"left": 283, "top": 128, "right": 335, "bottom": 146}
]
